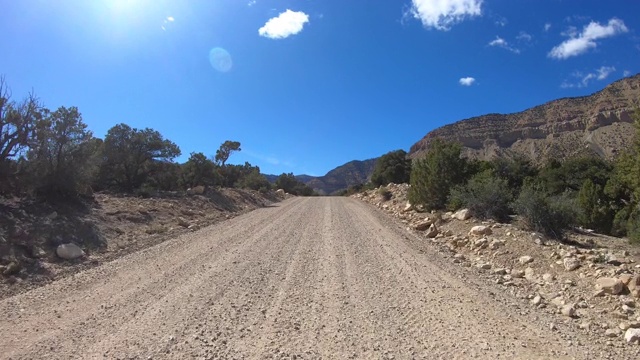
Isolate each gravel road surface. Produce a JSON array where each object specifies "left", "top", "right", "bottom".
[{"left": 0, "top": 198, "right": 606, "bottom": 359}]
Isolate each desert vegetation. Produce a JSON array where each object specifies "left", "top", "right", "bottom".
[{"left": 0, "top": 77, "right": 314, "bottom": 200}]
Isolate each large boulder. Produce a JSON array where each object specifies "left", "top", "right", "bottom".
[
  {"left": 276, "top": 189, "right": 286, "bottom": 197},
  {"left": 186, "top": 185, "right": 205, "bottom": 195},
  {"left": 625, "top": 328, "right": 640, "bottom": 344},
  {"left": 453, "top": 209, "right": 471, "bottom": 221},
  {"left": 2, "top": 262, "right": 21, "bottom": 276},
  {"left": 413, "top": 218, "right": 434, "bottom": 231},
  {"left": 56, "top": 243, "right": 85, "bottom": 260},
  {"left": 425, "top": 224, "right": 439, "bottom": 238},
  {"left": 595, "top": 277, "right": 625, "bottom": 295},
  {"left": 469, "top": 225, "right": 492, "bottom": 236}
]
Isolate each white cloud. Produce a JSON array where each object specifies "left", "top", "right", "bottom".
[
  {"left": 623, "top": 70, "right": 632, "bottom": 77},
  {"left": 488, "top": 36, "right": 507, "bottom": 47},
  {"left": 248, "top": 0, "right": 256, "bottom": 6},
  {"left": 549, "top": 18, "right": 629, "bottom": 59},
  {"left": 459, "top": 77, "right": 476, "bottom": 86},
  {"left": 544, "top": 23, "right": 552, "bottom": 32},
  {"left": 561, "top": 66, "right": 616, "bottom": 88},
  {"left": 516, "top": 31, "right": 532, "bottom": 42},
  {"left": 596, "top": 66, "right": 616, "bottom": 80},
  {"left": 409, "top": 0, "right": 483, "bottom": 31},
  {"left": 488, "top": 36, "right": 520, "bottom": 53},
  {"left": 258, "top": 9, "right": 309, "bottom": 39}
]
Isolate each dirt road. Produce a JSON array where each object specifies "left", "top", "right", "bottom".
[{"left": 0, "top": 198, "right": 613, "bottom": 359}]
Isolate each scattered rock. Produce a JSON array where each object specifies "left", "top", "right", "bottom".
[
  {"left": 542, "top": 273, "right": 555, "bottom": 282},
  {"left": 512, "top": 270, "right": 525, "bottom": 278},
  {"left": 469, "top": 226, "right": 492, "bottom": 236},
  {"left": 563, "top": 257, "right": 581, "bottom": 271},
  {"left": 56, "top": 243, "right": 85, "bottom": 260},
  {"left": 403, "top": 202, "right": 413, "bottom": 212},
  {"left": 595, "top": 277, "right": 625, "bottom": 295}
]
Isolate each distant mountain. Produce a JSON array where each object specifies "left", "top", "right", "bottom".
[
  {"left": 409, "top": 74, "right": 640, "bottom": 164},
  {"left": 264, "top": 158, "right": 378, "bottom": 195}
]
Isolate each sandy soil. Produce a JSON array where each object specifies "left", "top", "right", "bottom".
[{"left": 0, "top": 198, "right": 632, "bottom": 359}]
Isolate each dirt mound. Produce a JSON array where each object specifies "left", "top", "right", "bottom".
[{"left": 0, "top": 188, "right": 281, "bottom": 299}]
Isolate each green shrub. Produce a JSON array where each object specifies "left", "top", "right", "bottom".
[
  {"left": 408, "top": 138, "right": 468, "bottom": 210},
  {"left": 449, "top": 171, "right": 513, "bottom": 222},
  {"left": 627, "top": 207, "right": 640, "bottom": 244},
  {"left": 513, "top": 186, "right": 578, "bottom": 239},
  {"left": 370, "top": 150, "right": 411, "bottom": 187}
]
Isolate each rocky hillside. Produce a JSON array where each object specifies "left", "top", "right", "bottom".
[
  {"left": 354, "top": 184, "right": 640, "bottom": 346},
  {"left": 266, "top": 158, "right": 378, "bottom": 195},
  {"left": 410, "top": 74, "right": 640, "bottom": 163}
]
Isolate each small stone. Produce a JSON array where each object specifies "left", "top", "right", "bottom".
[
  {"left": 563, "top": 257, "right": 581, "bottom": 271},
  {"left": 493, "top": 268, "right": 507, "bottom": 275},
  {"left": 579, "top": 322, "right": 591, "bottom": 330},
  {"left": 605, "top": 329, "right": 620, "bottom": 338},
  {"left": 512, "top": 270, "right": 525, "bottom": 278},
  {"left": 561, "top": 304, "right": 576, "bottom": 317},
  {"left": 519, "top": 256, "right": 534, "bottom": 264},
  {"left": 542, "top": 273, "right": 555, "bottom": 282},
  {"left": 532, "top": 295, "right": 542, "bottom": 306}
]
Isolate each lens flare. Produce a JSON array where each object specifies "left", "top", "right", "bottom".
[{"left": 209, "top": 47, "right": 233, "bottom": 73}]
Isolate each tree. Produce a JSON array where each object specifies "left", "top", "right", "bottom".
[
  {"left": 181, "top": 152, "right": 217, "bottom": 188},
  {"left": 275, "top": 173, "right": 298, "bottom": 193},
  {"left": 214, "top": 140, "right": 241, "bottom": 166},
  {"left": 99, "top": 123, "right": 181, "bottom": 191},
  {"left": 238, "top": 167, "right": 271, "bottom": 192},
  {"left": 490, "top": 156, "right": 537, "bottom": 193},
  {"left": 448, "top": 170, "right": 513, "bottom": 222},
  {"left": 408, "top": 138, "right": 468, "bottom": 210},
  {"left": 370, "top": 150, "right": 411, "bottom": 187},
  {"left": 0, "top": 77, "right": 43, "bottom": 176},
  {"left": 27, "top": 106, "right": 97, "bottom": 198},
  {"left": 577, "top": 179, "right": 613, "bottom": 233}
]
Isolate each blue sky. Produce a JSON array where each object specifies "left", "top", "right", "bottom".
[{"left": 2, "top": 0, "right": 639, "bottom": 176}]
